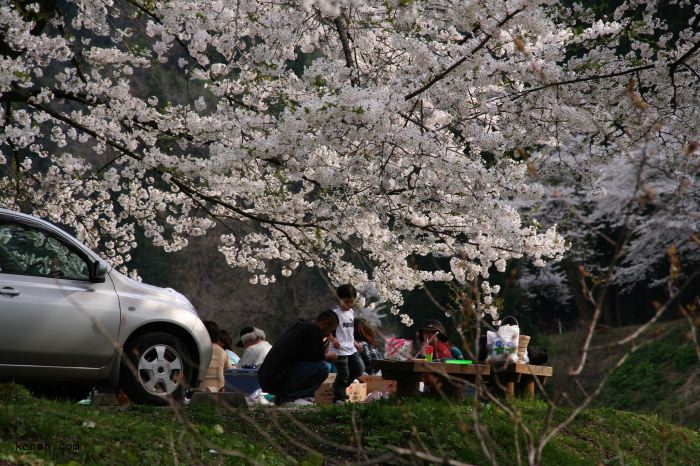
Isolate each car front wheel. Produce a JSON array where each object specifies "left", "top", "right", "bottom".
[{"left": 121, "top": 332, "right": 192, "bottom": 405}]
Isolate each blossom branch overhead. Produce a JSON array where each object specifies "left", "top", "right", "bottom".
[{"left": 1, "top": 0, "right": 698, "bottom": 320}]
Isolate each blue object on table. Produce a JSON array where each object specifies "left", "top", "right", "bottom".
[
  {"left": 450, "top": 346, "right": 465, "bottom": 359},
  {"left": 224, "top": 368, "right": 260, "bottom": 395}
]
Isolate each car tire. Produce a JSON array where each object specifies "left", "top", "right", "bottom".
[{"left": 121, "top": 332, "right": 192, "bottom": 405}]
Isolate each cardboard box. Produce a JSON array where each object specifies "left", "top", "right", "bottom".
[
  {"left": 314, "top": 375, "right": 367, "bottom": 404},
  {"left": 346, "top": 382, "right": 367, "bottom": 402},
  {"left": 314, "top": 381, "right": 334, "bottom": 404},
  {"left": 359, "top": 374, "right": 397, "bottom": 395}
]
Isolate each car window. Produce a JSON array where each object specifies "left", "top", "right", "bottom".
[{"left": 0, "top": 221, "right": 90, "bottom": 280}]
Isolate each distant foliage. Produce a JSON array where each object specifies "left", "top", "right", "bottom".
[{"left": 525, "top": 148, "right": 700, "bottom": 294}]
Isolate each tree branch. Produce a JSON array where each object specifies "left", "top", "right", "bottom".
[
  {"left": 386, "top": 445, "right": 476, "bottom": 466},
  {"left": 25, "top": 98, "right": 318, "bottom": 230},
  {"left": 669, "top": 40, "right": 700, "bottom": 74},
  {"left": 334, "top": 13, "right": 358, "bottom": 86},
  {"left": 504, "top": 40, "right": 699, "bottom": 104},
  {"left": 504, "top": 64, "right": 654, "bottom": 102},
  {"left": 404, "top": 7, "right": 526, "bottom": 101}
]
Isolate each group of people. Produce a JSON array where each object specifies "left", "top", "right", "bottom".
[
  {"left": 199, "top": 284, "right": 384, "bottom": 405},
  {"left": 199, "top": 320, "right": 274, "bottom": 392},
  {"left": 199, "top": 283, "right": 464, "bottom": 405}
]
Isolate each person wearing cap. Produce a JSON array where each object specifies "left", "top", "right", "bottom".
[
  {"left": 236, "top": 326, "right": 272, "bottom": 368},
  {"left": 418, "top": 319, "right": 453, "bottom": 360}
]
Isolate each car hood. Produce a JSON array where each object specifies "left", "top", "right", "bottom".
[{"left": 108, "top": 269, "right": 198, "bottom": 316}]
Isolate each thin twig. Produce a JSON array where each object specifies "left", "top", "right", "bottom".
[
  {"left": 239, "top": 410, "right": 298, "bottom": 464},
  {"left": 589, "top": 268, "right": 700, "bottom": 351},
  {"left": 386, "top": 445, "right": 477, "bottom": 466}
]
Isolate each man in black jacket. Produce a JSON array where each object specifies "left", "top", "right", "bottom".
[{"left": 258, "top": 310, "right": 339, "bottom": 405}]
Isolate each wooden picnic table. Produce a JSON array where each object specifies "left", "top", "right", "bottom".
[
  {"left": 372, "top": 359, "right": 553, "bottom": 400},
  {"left": 372, "top": 359, "right": 491, "bottom": 399}
]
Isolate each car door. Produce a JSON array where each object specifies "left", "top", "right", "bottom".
[{"left": 0, "top": 219, "right": 121, "bottom": 368}]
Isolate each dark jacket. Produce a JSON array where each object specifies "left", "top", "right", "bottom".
[{"left": 258, "top": 320, "right": 325, "bottom": 392}]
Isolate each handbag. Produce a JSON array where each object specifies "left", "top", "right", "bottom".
[{"left": 486, "top": 316, "right": 520, "bottom": 364}]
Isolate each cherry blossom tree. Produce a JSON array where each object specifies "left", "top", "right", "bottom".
[
  {"left": 521, "top": 145, "right": 699, "bottom": 303},
  {"left": 1, "top": 0, "right": 698, "bottom": 325}
]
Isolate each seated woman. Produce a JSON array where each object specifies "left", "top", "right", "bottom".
[
  {"left": 354, "top": 317, "right": 383, "bottom": 375},
  {"left": 200, "top": 320, "right": 233, "bottom": 392},
  {"left": 218, "top": 329, "right": 240, "bottom": 366},
  {"left": 417, "top": 319, "right": 460, "bottom": 396},
  {"left": 236, "top": 326, "right": 272, "bottom": 368}
]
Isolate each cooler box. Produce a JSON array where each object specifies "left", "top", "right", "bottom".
[{"left": 224, "top": 368, "right": 260, "bottom": 395}]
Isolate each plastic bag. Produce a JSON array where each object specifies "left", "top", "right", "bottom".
[
  {"left": 486, "top": 323, "right": 519, "bottom": 364},
  {"left": 245, "top": 388, "right": 273, "bottom": 406},
  {"left": 384, "top": 337, "right": 413, "bottom": 361},
  {"left": 365, "top": 390, "right": 392, "bottom": 402}
]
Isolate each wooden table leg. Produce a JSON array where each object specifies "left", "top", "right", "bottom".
[
  {"left": 391, "top": 373, "right": 420, "bottom": 398},
  {"left": 523, "top": 375, "right": 535, "bottom": 399},
  {"left": 505, "top": 380, "right": 515, "bottom": 398},
  {"left": 439, "top": 375, "right": 467, "bottom": 400}
]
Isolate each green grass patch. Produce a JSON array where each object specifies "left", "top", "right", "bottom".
[
  {"left": 546, "top": 319, "right": 700, "bottom": 429},
  {"left": 594, "top": 326, "right": 699, "bottom": 427},
  {"left": 283, "top": 399, "right": 700, "bottom": 465},
  {"left": 0, "top": 385, "right": 286, "bottom": 466},
  {"left": 1, "top": 384, "right": 699, "bottom": 465}
]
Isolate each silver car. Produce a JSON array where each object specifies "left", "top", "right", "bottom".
[{"left": 0, "top": 208, "right": 212, "bottom": 404}]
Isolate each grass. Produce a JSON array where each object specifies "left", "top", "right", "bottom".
[
  {"left": 0, "top": 384, "right": 286, "bottom": 465},
  {"left": 596, "top": 337, "right": 698, "bottom": 422},
  {"left": 2, "top": 383, "right": 700, "bottom": 465},
  {"left": 545, "top": 318, "right": 700, "bottom": 429}
]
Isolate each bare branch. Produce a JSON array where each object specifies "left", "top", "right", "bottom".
[{"left": 386, "top": 445, "right": 477, "bottom": 466}]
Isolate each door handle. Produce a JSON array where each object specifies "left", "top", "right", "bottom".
[{"left": 0, "top": 287, "right": 20, "bottom": 297}]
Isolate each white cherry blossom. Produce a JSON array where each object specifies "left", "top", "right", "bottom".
[{"left": 1, "top": 0, "right": 697, "bottom": 323}]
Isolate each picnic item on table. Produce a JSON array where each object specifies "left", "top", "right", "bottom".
[
  {"left": 384, "top": 337, "right": 413, "bottom": 361},
  {"left": 424, "top": 345, "right": 434, "bottom": 362},
  {"left": 445, "top": 359, "right": 473, "bottom": 364},
  {"left": 527, "top": 346, "right": 548, "bottom": 365},
  {"left": 486, "top": 316, "right": 520, "bottom": 364},
  {"left": 517, "top": 334, "right": 531, "bottom": 363}
]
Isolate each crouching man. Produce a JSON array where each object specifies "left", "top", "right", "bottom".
[{"left": 258, "top": 310, "right": 339, "bottom": 405}]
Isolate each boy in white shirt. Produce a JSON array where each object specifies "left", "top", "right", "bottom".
[{"left": 328, "top": 284, "right": 365, "bottom": 404}]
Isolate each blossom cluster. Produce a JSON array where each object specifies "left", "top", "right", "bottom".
[{"left": 1, "top": 1, "right": 697, "bottom": 324}]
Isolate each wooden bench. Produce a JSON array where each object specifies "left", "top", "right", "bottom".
[
  {"left": 487, "top": 363, "right": 553, "bottom": 399},
  {"left": 372, "top": 359, "right": 553, "bottom": 400}
]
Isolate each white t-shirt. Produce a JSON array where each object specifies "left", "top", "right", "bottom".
[
  {"left": 237, "top": 341, "right": 272, "bottom": 368},
  {"left": 329, "top": 305, "right": 357, "bottom": 356}
]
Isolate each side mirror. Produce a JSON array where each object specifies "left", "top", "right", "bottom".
[{"left": 91, "top": 260, "right": 109, "bottom": 283}]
